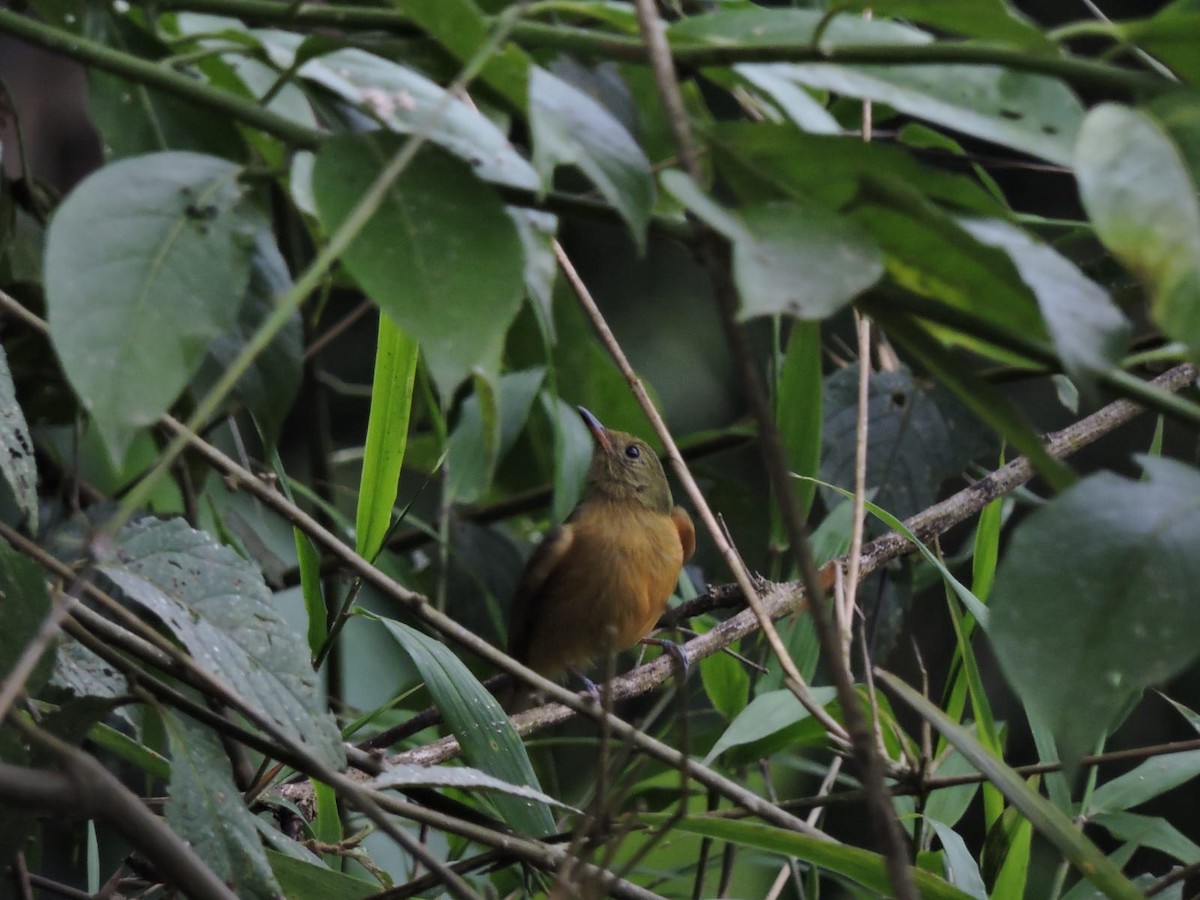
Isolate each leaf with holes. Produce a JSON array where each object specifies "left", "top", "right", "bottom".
[{"left": 45, "top": 151, "right": 263, "bottom": 463}]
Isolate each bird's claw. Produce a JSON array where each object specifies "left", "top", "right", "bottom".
[
  {"left": 640, "top": 637, "right": 690, "bottom": 678},
  {"left": 569, "top": 667, "right": 604, "bottom": 704}
]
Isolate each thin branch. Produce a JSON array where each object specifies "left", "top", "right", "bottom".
[
  {"left": 553, "top": 244, "right": 849, "bottom": 745},
  {"left": 0, "top": 723, "right": 237, "bottom": 900},
  {"left": 628, "top": 0, "right": 916, "bottom": 895},
  {"left": 0, "top": 580, "right": 77, "bottom": 722}
]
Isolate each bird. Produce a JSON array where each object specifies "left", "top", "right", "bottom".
[{"left": 506, "top": 406, "right": 696, "bottom": 693}]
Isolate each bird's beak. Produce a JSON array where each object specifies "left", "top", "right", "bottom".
[{"left": 577, "top": 406, "right": 611, "bottom": 452}]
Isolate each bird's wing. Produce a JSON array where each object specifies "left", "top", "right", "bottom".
[
  {"left": 507, "top": 523, "right": 575, "bottom": 665},
  {"left": 672, "top": 506, "right": 696, "bottom": 562}
]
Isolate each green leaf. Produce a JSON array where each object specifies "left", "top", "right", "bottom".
[
  {"left": 704, "top": 686, "right": 838, "bottom": 763},
  {"left": 1092, "top": 811, "right": 1200, "bottom": 864},
  {"left": 256, "top": 30, "right": 538, "bottom": 190},
  {"left": 311, "top": 779, "right": 341, "bottom": 870},
  {"left": 529, "top": 66, "right": 654, "bottom": 246},
  {"left": 656, "top": 815, "right": 973, "bottom": 900},
  {"left": 45, "top": 151, "right": 263, "bottom": 462},
  {"left": 670, "top": 7, "right": 929, "bottom": 49},
  {"left": 662, "top": 170, "right": 882, "bottom": 319},
  {"left": 294, "top": 529, "right": 326, "bottom": 661},
  {"left": 0, "top": 538, "right": 53, "bottom": 698},
  {"left": 0, "top": 345, "right": 37, "bottom": 531},
  {"left": 821, "top": 364, "right": 990, "bottom": 520},
  {"left": 1117, "top": 5, "right": 1200, "bottom": 84},
  {"left": 195, "top": 231, "right": 303, "bottom": 449},
  {"left": 990, "top": 457, "right": 1200, "bottom": 771},
  {"left": 990, "top": 800, "right": 1033, "bottom": 898},
  {"left": 711, "top": 122, "right": 1004, "bottom": 216},
  {"left": 99, "top": 517, "right": 345, "bottom": 770},
  {"left": 163, "top": 710, "right": 282, "bottom": 900},
  {"left": 764, "top": 63, "right": 1083, "bottom": 165},
  {"left": 447, "top": 368, "right": 544, "bottom": 505},
  {"left": 376, "top": 616, "right": 555, "bottom": 836},
  {"left": 1075, "top": 104, "right": 1200, "bottom": 355},
  {"left": 696, "top": 616, "right": 750, "bottom": 722},
  {"left": 836, "top": 0, "right": 1051, "bottom": 48},
  {"left": 266, "top": 849, "right": 377, "bottom": 899},
  {"left": 544, "top": 394, "right": 592, "bottom": 525},
  {"left": 958, "top": 218, "right": 1128, "bottom": 389},
  {"left": 371, "top": 761, "right": 574, "bottom": 809},
  {"left": 1088, "top": 750, "right": 1200, "bottom": 815},
  {"left": 311, "top": 135, "right": 525, "bottom": 401},
  {"left": 356, "top": 316, "right": 419, "bottom": 561},
  {"left": 869, "top": 310, "right": 1074, "bottom": 490},
  {"left": 928, "top": 819, "right": 987, "bottom": 900},
  {"left": 877, "top": 670, "right": 1143, "bottom": 900},
  {"left": 86, "top": 14, "right": 246, "bottom": 161}
]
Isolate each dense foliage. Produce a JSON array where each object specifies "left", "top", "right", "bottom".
[{"left": 2, "top": 0, "right": 1200, "bottom": 897}]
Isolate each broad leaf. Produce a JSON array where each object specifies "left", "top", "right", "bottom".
[
  {"left": 662, "top": 170, "right": 882, "bottom": 319},
  {"left": 195, "top": 231, "right": 303, "bottom": 449},
  {"left": 1092, "top": 811, "right": 1200, "bottom": 864},
  {"left": 45, "top": 151, "right": 263, "bottom": 462},
  {"left": 959, "top": 218, "right": 1128, "bottom": 388},
  {"left": 821, "top": 365, "right": 989, "bottom": 520},
  {"left": 267, "top": 849, "right": 377, "bottom": 900},
  {"left": 1076, "top": 104, "right": 1200, "bottom": 355},
  {"left": 836, "top": 0, "right": 1050, "bottom": 48},
  {"left": 163, "top": 710, "right": 281, "bottom": 899},
  {"left": 991, "top": 457, "right": 1200, "bottom": 770},
  {"left": 929, "top": 819, "right": 988, "bottom": 900},
  {"left": 311, "top": 135, "right": 525, "bottom": 401},
  {"left": 705, "top": 686, "right": 837, "bottom": 763},
  {"left": 529, "top": 65, "right": 654, "bottom": 246},
  {"left": 99, "top": 517, "right": 345, "bottom": 769}
]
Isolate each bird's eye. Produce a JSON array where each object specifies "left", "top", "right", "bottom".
[{"left": 625, "top": 445, "right": 641, "bottom": 460}]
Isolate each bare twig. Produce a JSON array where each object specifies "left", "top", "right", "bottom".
[{"left": 627, "top": 1, "right": 916, "bottom": 895}]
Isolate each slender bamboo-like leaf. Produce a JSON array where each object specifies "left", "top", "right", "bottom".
[
  {"left": 773, "top": 321, "right": 822, "bottom": 548},
  {"left": 374, "top": 615, "right": 555, "bottom": 836},
  {"left": 877, "top": 670, "right": 1143, "bottom": 900},
  {"left": 356, "top": 316, "right": 420, "bottom": 562},
  {"left": 652, "top": 815, "right": 973, "bottom": 899},
  {"left": 311, "top": 779, "right": 341, "bottom": 870}
]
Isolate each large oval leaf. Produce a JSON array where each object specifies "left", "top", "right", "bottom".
[
  {"left": 1076, "top": 104, "right": 1200, "bottom": 355},
  {"left": 45, "top": 151, "right": 263, "bottom": 463},
  {"left": 311, "top": 135, "right": 525, "bottom": 402},
  {"left": 100, "top": 517, "right": 345, "bottom": 770},
  {"left": 991, "top": 456, "right": 1200, "bottom": 770}
]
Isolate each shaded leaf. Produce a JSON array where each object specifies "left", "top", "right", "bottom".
[
  {"left": 959, "top": 218, "right": 1128, "bottom": 389},
  {"left": 929, "top": 819, "right": 988, "bottom": 900},
  {"left": 49, "top": 638, "right": 128, "bottom": 700},
  {"left": 662, "top": 170, "right": 882, "bottom": 320},
  {"left": 0, "top": 537, "right": 53, "bottom": 698},
  {"left": 163, "top": 710, "right": 281, "bottom": 899},
  {"left": 267, "top": 849, "right": 377, "bottom": 900},
  {"left": 196, "top": 231, "right": 303, "bottom": 449},
  {"left": 837, "top": 0, "right": 1051, "bottom": 48},
  {"left": 371, "top": 761, "right": 574, "bottom": 809},
  {"left": 1076, "top": 104, "right": 1200, "bottom": 354},
  {"left": 100, "top": 517, "right": 345, "bottom": 769},
  {"left": 821, "top": 365, "right": 988, "bottom": 521},
  {"left": 0, "top": 345, "right": 37, "bottom": 529},
  {"left": 45, "top": 151, "right": 263, "bottom": 462},
  {"left": 1092, "top": 811, "right": 1200, "bottom": 864},
  {"left": 529, "top": 66, "right": 654, "bottom": 246},
  {"left": 311, "top": 135, "right": 525, "bottom": 401},
  {"left": 991, "top": 458, "right": 1200, "bottom": 771}
]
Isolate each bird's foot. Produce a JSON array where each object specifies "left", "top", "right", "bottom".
[
  {"left": 568, "top": 667, "right": 604, "bottom": 704},
  {"left": 640, "top": 637, "right": 690, "bottom": 678}
]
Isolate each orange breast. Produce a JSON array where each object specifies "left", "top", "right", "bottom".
[{"left": 521, "top": 502, "right": 687, "bottom": 676}]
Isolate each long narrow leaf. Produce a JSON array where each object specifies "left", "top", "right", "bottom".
[
  {"left": 356, "top": 316, "right": 420, "bottom": 561},
  {"left": 877, "top": 670, "right": 1143, "bottom": 900}
]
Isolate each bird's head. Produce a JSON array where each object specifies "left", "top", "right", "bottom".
[{"left": 578, "top": 406, "right": 673, "bottom": 514}]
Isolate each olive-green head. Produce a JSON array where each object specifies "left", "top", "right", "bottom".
[{"left": 578, "top": 406, "right": 673, "bottom": 514}]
